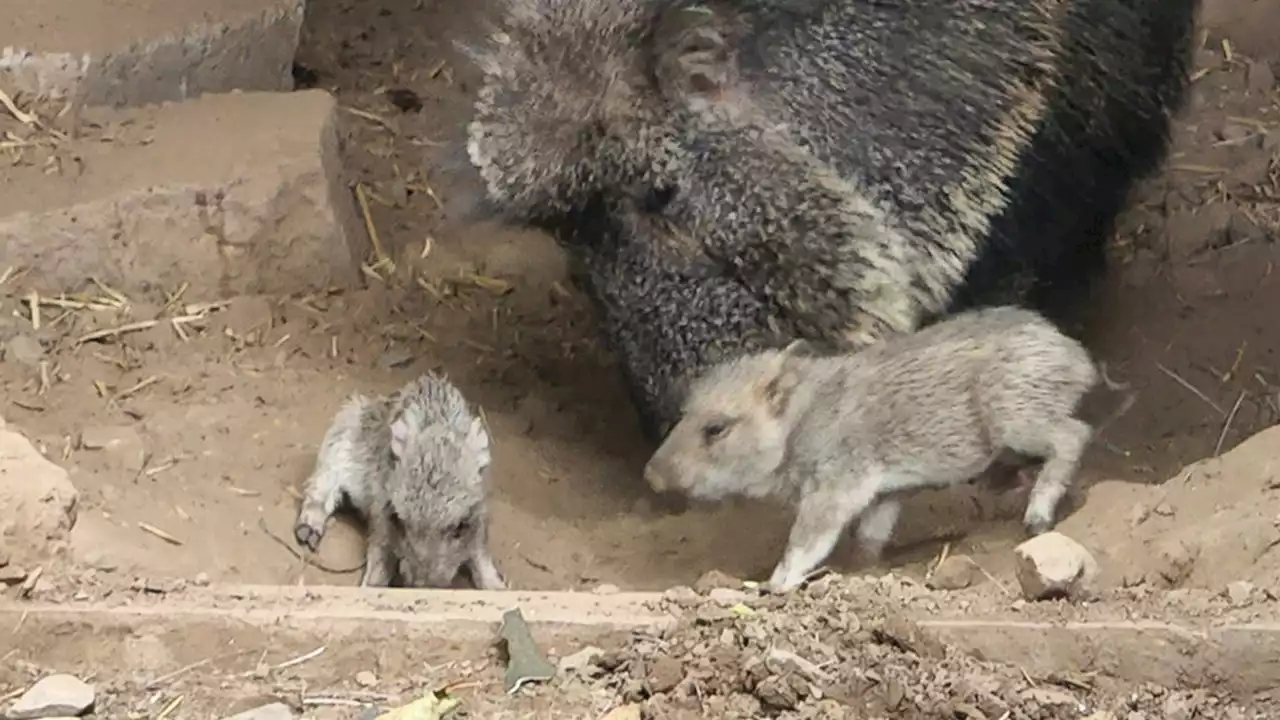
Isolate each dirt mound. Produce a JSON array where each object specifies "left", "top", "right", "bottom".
[
  {"left": 1058, "top": 424, "right": 1280, "bottom": 592},
  {"left": 573, "top": 576, "right": 1279, "bottom": 720}
]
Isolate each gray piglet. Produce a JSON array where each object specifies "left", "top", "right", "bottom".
[
  {"left": 294, "top": 372, "right": 505, "bottom": 590},
  {"left": 644, "top": 306, "right": 1130, "bottom": 592}
]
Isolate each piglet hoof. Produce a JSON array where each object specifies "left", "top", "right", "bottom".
[
  {"left": 1023, "top": 515, "right": 1055, "bottom": 538},
  {"left": 293, "top": 521, "right": 324, "bottom": 552}
]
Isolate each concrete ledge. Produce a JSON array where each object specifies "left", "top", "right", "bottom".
[
  {"left": 0, "top": 90, "right": 368, "bottom": 298},
  {"left": 5, "top": 585, "right": 1280, "bottom": 695},
  {"left": 2, "top": 0, "right": 304, "bottom": 107},
  {"left": 921, "top": 618, "right": 1280, "bottom": 695}
]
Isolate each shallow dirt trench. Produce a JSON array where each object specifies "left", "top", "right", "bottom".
[{"left": 1, "top": 0, "right": 1279, "bottom": 598}]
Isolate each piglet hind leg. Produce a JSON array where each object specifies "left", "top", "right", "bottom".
[
  {"left": 768, "top": 481, "right": 881, "bottom": 593},
  {"left": 360, "top": 514, "right": 396, "bottom": 588},
  {"left": 855, "top": 497, "right": 902, "bottom": 564},
  {"left": 1010, "top": 418, "right": 1092, "bottom": 536},
  {"left": 294, "top": 469, "right": 347, "bottom": 552}
]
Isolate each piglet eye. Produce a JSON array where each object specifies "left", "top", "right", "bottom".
[
  {"left": 702, "top": 422, "right": 729, "bottom": 443},
  {"left": 449, "top": 520, "right": 472, "bottom": 540}
]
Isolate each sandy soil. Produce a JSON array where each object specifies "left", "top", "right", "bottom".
[{"left": 1, "top": 0, "right": 1279, "bottom": 603}]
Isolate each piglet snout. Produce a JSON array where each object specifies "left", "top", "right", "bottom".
[{"left": 644, "top": 455, "right": 675, "bottom": 493}]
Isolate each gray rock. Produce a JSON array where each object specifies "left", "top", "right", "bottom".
[
  {"left": 2, "top": 335, "right": 43, "bottom": 367},
  {"left": 5, "top": 673, "right": 95, "bottom": 719}
]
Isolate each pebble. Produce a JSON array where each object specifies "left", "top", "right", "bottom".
[
  {"left": 220, "top": 703, "right": 296, "bottom": 720},
  {"left": 2, "top": 335, "right": 44, "bottom": 367},
  {"left": 591, "top": 583, "right": 620, "bottom": 595},
  {"left": 1225, "top": 580, "right": 1256, "bottom": 606},
  {"left": 693, "top": 569, "right": 740, "bottom": 594},
  {"left": 0, "top": 565, "right": 28, "bottom": 585},
  {"left": 599, "top": 705, "right": 642, "bottom": 720},
  {"left": 193, "top": 572, "right": 211, "bottom": 586},
  {"left": 557, "top": 646, "right": 604, "bottom": 677},
  {"left": 354, "top": 671, "right": 377, "bottom": 687},
  {"left": 5, "top": 674, "right": 95, "bottom": 719},
  {"left": 1013, "top": 532, "right": 1099, "bottom": 601},
  {"left": 79, "top": 425, "right": 143, "bottom": 454},
  {"left": 925, "top": 555, "right": 979, "bottom": 591}
]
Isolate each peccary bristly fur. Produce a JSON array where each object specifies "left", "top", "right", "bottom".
[
  {"left": 465, "top": 0, "right": 1196, "bottom": 439},
  {"left": 294, "top": 373, "right": 506, "bottom": 590},
  {"left": 643, "top": 306, "right": 1109, "bottom": 592}
]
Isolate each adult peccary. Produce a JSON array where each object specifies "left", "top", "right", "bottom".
[
  {"left": 642, "top": 306, "right": 1132, "bottom": 592},
  {"left": 294, "top": 373, "right": 506, "bottom": 590},
  {"left": 464, "top": 0, "right": 1197, "bottom": 440}
]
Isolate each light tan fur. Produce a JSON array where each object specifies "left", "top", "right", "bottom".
[{"left": 644, "top": 306, "right": 1112, "bottom": 592}]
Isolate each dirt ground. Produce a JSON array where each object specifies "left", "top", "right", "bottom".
[{"left": 2, "top": 0, "right": 1280, "bottom": 600}]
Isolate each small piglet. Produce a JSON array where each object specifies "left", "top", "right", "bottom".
[
  {"left": 644, "top": 306, "right": 1124, "bottom": 592},
  {"left": 294, "top": 372, "right": 506, "bottom": 590}
]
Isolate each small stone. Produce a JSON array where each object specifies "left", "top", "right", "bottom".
[
  {"left": 79, "top": 425, "right": 143, "bottom": 454},
  {"left": 557, "top": 646, "right": 604, "bottom": 677},
  {"left": 645, "top": 656, "right": 684, "bottom": 694},
  {"left": 193, "top": 572, "right": 211, "bottom": 586},
  {"left": 378, "top": 347, "right": 414, "bottom": 369},
  {"left": 220, "top": 702, "right": 296, "bottom": 720},
  {"left": 707, "top": 587, "right": 751, "bottom": 603},
  {"left": 693, "top": 569, "right": 740, "bottom": 594},
  {"left": 754, "top": 674, "right": 800, "bottom": 710},
  {"left": 591, "top": 583, "right": 620, "bottom": 595},
  {"left": 1013, "top": 532, "right": 1100, "bottom": 601},
  {"left": 354, "top": 670, "right": 377, "bottom": 687},
  {"left": 1226, "top": 580, "right": 1256, "bottom": 606},
  {"left": 661, "top": 586, "right": 699, "bottom": 605},
  {"left": 599, "top": 705, "right": 642, "bottom": 720},
  {"left": 926, "top": 555, "right": 979, "bottom": 590},
  {"left": 1247, "top": 60, "right": 1276, "bottom": 94},
  {"left": 0, "top": 565, "right": 28, "bottom": 585},
  {"left": 1021, "top": 686, "right": 1079, "bottom": 706},
  {"left": 3, "top": 335, "right": 44, "bottom": 367},
  {"left": 6, "top": 673, "right": 95, "bottom": 719}
]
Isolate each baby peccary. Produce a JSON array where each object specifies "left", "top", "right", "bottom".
[
  {"left": 644, "top": 306, "right": 1114, "bottom": 593},
  {"left": 293, "top": 373, "right": 505, "bottom": 590}
]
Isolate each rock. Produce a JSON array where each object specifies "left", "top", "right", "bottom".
[
  {"left": 557, "top": 646, "right": 605, "bottom": 677},
  {"left": 354, "top": 671, "right": 377, "bottom": 687},
  {"left": 193, "top": 572, "right": 211, "bottom": 586},
  {"left": 1, "top": 91, "right": 365, "bottom": 299},
  {"left": 1013, "top": 532, "right": 1100, "bottom": 601},
  {"left": 599, "top": 705, "right": 642, "bottom": 720},
  {"left": 926, "top": 554, "right": 979, "bottom": 590},
  {"left": 79, "top": 425, "right": 144, "bottom": 461},
  {"left": 0, "top": 565, "right": 28, "bottom": 585},
  {"left": 693, "top": 569, "right": 741, "bottom": 594},
  {"left": 1225, "top": 580, "right": 1256, "bottom": 606},
  {"left": 661, "top": 586, "right": 699, "bottom": 605},
  {"left": 591, "top": 583, "right": 620, "bottom": 595},
  {"left": 1247, "top": 60, "right": 1276, "bottom": 94},
  {"left": 645, "top": 656, "right": 685, "bottom": 693},
  {"left": 0, "top": 428, "right": 79, "bottom": 561},
  {"left": 220, "top": 703, "right": 296, "bottom": 720},
  {"left": 3, "top": 335, "right": 44, "bottom": 367},
  {"left": 5, "top": 674, "right": 95, "bottom": 719}
]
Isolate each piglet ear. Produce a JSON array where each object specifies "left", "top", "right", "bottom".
[
  {"left": 762, "top": 350, "right": 802, "bottom": 418},
  {"left": 468, "top": 416, "right": 492, "bottom": 469},
  {"left": 390, "top": 415, "right": 411, "bottom": 460}
]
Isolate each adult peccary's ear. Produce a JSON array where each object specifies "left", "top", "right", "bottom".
[{"left": 652, "top": 4, "right": 734, "bottom": 101}]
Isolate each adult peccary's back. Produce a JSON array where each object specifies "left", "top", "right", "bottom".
[{"left": 465, "top": 0, "right": 1197, "bottom": 440}]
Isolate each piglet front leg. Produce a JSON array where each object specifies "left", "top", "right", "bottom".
[{"left": 767, "top": 479, "right": 880, "bottom": 592}]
